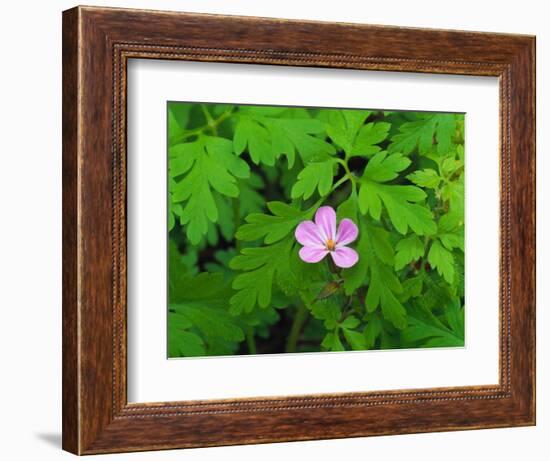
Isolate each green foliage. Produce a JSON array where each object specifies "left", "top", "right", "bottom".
[
  {"left": 407, "top": 168, "right": 441, "bottom": 188},
  {"left": 236, "top": 201, "right": 314, "bottom": 244},
  {"left": 401, "top": 300, "right": 464, "bottom": 347},
  {"left": 169, "top": 135, "right": 250, "bottom": 244},
  {"left": 167, "top": 102, "right": 465, "bottom": 357},
  {"left": 394, "top": 235, "right": 425, "bottom": 270},
  {"left": 388, "top": 113, "right": 457, "bottom": 155},
  {"left": 168, "top": 267, "right": 245, "bottom": 356},
  {"left": 428, "top": 240, "right": 455, "bottom": 284},
  {"left": 358, "top": 152, "right": 437, "bottom": 235},
  {"left": 229, "top": 236, "right": 295, "bottom": 314},
  {"left": 343, "top": 222, "right": 407, "bottom": 329},
  {"left": 233, "top": 105, "right": 335, "bottom": 167},
  {"left": 291, "top": 159, "right": 336, "bottom": 199},
  {"left": 325, "top": 109, "right": 372, "bottom": 156}
]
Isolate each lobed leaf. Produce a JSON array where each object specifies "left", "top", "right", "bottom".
[
  {"left": 427, "top": 240, "right": 455, "bottom": 284},
  {"left": 290, "top": 159, "right": 336, "bottom": 199},
  {"left": 234, "top": 107, "right": 335, "bottom": 167},
  {"left": 229, "top": 236, "right": 295, "bottom": 314},
  {"left": 236, "top": 201, "right": 313, "bottom": 244},
  {"left": 401, "top": 303, "right": 464, "bottom": 348},
  {"left": 342, "top": 221, "right": 407, "bottom": 329},
  {"left": 170, "top": 136, "right": 250, "bottom": 244},
  {"left": 388, "top": 113, "right": 457, "bottom": 156},
  {"left": 394, "top": 235, "right": 425, "bottom": 270},
  {"left": 407, "top": 168, "right": 441, "bottom": 189},
  {"left": 326, "top": 109, "right": 372, "bottom": 155}
]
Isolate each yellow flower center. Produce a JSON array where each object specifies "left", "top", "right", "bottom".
[{"left": 326, "top": 239, "right": 336, "bottom": 251}]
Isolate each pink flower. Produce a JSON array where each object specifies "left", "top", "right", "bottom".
[{"left": 295, "top": 206, "right": 359, "bottom": 268}]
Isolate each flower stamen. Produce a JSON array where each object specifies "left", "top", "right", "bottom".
[{"left": 326, "top": 239, "right": 336, "bottom": 251}]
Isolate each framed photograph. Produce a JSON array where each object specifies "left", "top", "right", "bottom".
[{"left": 62, "top": 5, "right": 536, "bottom": 454}]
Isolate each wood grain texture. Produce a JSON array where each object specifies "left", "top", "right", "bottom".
[
  {"left": 62, "top": 7, "right": 80, "bottom": 454},
  {"left": 62, "top": 5, "right": 536, "bottom": 455}
]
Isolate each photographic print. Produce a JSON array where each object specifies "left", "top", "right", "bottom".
[{"left": 167, "top": 102, "right": 465, "bottom": 358}]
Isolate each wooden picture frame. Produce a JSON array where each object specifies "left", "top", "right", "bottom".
[{"left": 62, "top": 5, "right": 536, "bottom": 455}]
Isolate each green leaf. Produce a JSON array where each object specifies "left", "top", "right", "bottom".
[
  {"left": 326, "top": 109, "right": 372, "bottom": 155},
  {"left": 441, "top": 174, "right": 464, "bottom": 216},
  {"left": 444, "top": 299, "right": 465, "bottom": 338},
  {"left": 399, "top": 275, "right": 424, "bottom": 302},
  {"left": 435, "top": 115, "right": 457, "bottom": 155},
  {"left": 351, "top": 122, "right": 391, "bottom": 157},
  {"left": 238, "top": 172, "right": 265, "bottom": 217},
  {"left": 236, "top": 201, "right": 313, "bottom": 244},
  {"left": 310, "top": 298, "right": 341, "bottom": 330},
  {"left": 337, "top": 194, "right": 359, "bottom": 221},
  {"left": 168, "top": 103, "right": 192, "bottom": 144},
  {"left": 342, "top": 223, "right": 394, "bottom": 293},
  {"left": 322, "top": 331, "right": 345, "bottom": 351},
  {"left": 168, "top": 272, "right": 245, "bottom": 357},
  {"left": 168, "top": 317, "right": 206, "bottom": 357},
  {"left": 370, "top": 226, "right": 394, "bottom": 264},
  {"left": 169, "top": 145, "right": 195, "bottom": 177},
  {"left": 388, "top": 113, "right": 457, "bottom": 155},
  {"left": 171, "top": 303, "right": 244, "bottom": 343},
  {"left": 343, "top": 328, "right": 367, "bottom": 350},
  {"left": 439, "top": 232, "right": 463, "bottom": 251},
  {"left": 229, "top": 236, "right": 295, "bottom": 314},
  {"left": 362, "top": 151, "right": 411, "bottom": 182},
  {"left": 168, "top": 241, "right": 190, "bottom": 291},
  {"left": 437, "top": 213, "right": 464, "bottom": 252},
  {"left": 363, "top": 314, "right": 382, "bottom": 349},
  {"left": 342, "top": 222, "right": 407, "bottom": 329},
  {"left": 365, "top": 264, "right": 407, "bottom": 329},
  {"left": 168, "top": 199, "right": 182, "bottom": 232},
  {"left": 291, "top": 159, "right": 336, "bottom": 199},
  {"left": 428, "top": 240, "right": 455, "bottom": 284},
  {"left": 416, "top": 275, "right": 455, "bottom": 312},
  {"left": 401, "top": 303, "right": 464, "bottom": 348},
  {"left": 234, "top": 117, "right": 274, "bottom": 165},
  {"left": 340, "top": 315, "right": 360, "bottom": 329},
  {"left": 285, "top": 251, "right": 327, "bottom": 300},
  {"left": 214, "top": 194, "right": 235, "bottom": 241},
  {"left": 358, "top": 152, "right": 436, "bottom": 235},
  {"left": 170, "top": 136, "right": 250, "bottom": 244},
  {"left": 341, "top": 241, "right": 368, "bottom": 296},
  {"left": 394, "top": 235, "right": 424, "bottom": 270},
  {"left": 234, "top": 107, "right": 335, "bottom": 167},
  {"left": 407, "top": 168, "right": 441, "bottom": 188},
  {"left": 268, "top": 117, "right": 336, "bottom": 163}
]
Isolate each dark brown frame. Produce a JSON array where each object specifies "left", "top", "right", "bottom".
[{"left": 62, "top": 5, "right": 536, "bottom": 455}]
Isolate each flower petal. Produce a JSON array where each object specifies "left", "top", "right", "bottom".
[
  {"left": 330, "top": 246, "right": 359, "bottom": 268},
  {"left": 295, "top": 220, "right": 325, "bottom": 248},
  {"left": 314, "top": 206, "right": 336, "bottom": 242},
  {"left": 335, "top": 218, "right": 359, "bottom": 246},
  {"left": 299, "top": 246, "right": 329, "bottom": 263}
]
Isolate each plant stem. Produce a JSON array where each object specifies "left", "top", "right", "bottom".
[
  {"left": 325, "top": 255, "right": 343, "bottom": 283},
  {"left": 335, "top": 158, "right": 357, "bottom": 194},
  {"left": 331, "top": 175, "right": 349, "bottom": 193},
  {"left": 200, "top": 104, "right": 217, "bottom": 135},
  {"left": 339, "top": 298, "right": 354, "bottom": 322},
  {"left": 285, "top": 303, "right": 309, "bottom": 353},
  {"left": 171, "top": 109, "right": 234, "bottom": 144},
  {"left": 246, "top": 327, "right": 257, "bottom": 354}
]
